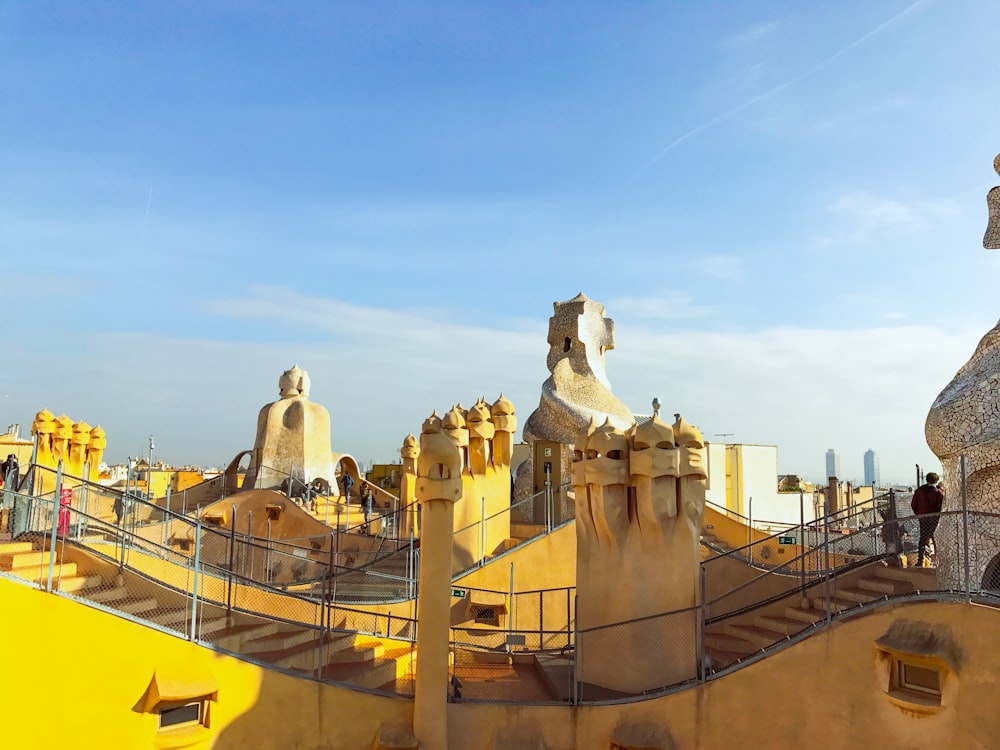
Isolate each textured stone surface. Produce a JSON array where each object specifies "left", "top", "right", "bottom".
[
  {"left": 401, "top": 396, "right": 516, "bottom": 571},
  {"left": 516, "top": 294, "right": 634, "bottom": 499},
  {"left": 243, "top": 365, "right": 334, "bottom": 491},
  {"left": 573, "top": 413, "right": 707, "bottom": 693},
  {"left": 30, "top": 408, "right": 105, "bottom": 488},
  {"left": 985, "top": 153, "right": 1000, "bottom": 250},
  {"left": 926, "top": 156, "right": 1000, "bottom": 586}
]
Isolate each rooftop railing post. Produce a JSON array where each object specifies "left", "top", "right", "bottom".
[
  {"left": 227, "top": 503, "right": 236, "bottom": 615},
  {"left": 190, "top": 515, "right": 202, "bottom": 641},
  {"left": 824, "top": 510, "right": 831, "bottom": 625},
  {"left": 698, "top": 565, "right": 707, "bottom": 683},
  {"left": 327, "top": 532, "right": 335, "bottom": 633},
  {"left": 539, "top": 590, "right": 544, "bottom": 652},
  {"left": 799, "top": 490, "right": 806, "bottom": 598},
  {"left": 331, "top": 524, "right": 339, "bottom": 604},
  {"left": 962, "top": 455, "right": 971, "bottom": 602},
  {"left": 246, "top": 511, "right": 253, "bottom": 578},
  {"left": 78, "top": 461, "right": 89, "bottom": 542},
  {"left": 572, "top": 594, "right": 580, "bottom": 705},
  {"left": 408, "top": 528, "right": 416, "bottom": 600},
  {"left": 480, "top": 497, "right": 486, "bottom": 567},
  {"left": 47, "top": 461, "right": 63, "bottom": 593},
  {"left": 265, "top": 519, "right": 272, "bottom": 585},
  {"left": 507, "top": 562, "right": 515, "bottom": 652}
]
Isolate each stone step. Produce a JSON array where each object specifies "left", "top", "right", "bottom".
[
  {"left": 325, "top": 641, "right": 384, "bottom": 665},
  {"left": 811, "top": 596, "right": 857, "bottom": 614},
  {"left": 210, "top": 621, "right": 281, "bottom": 651},
  {"left": 149, "top": 608, "right": 196, "bottom": 628},
  {"left": 0, "top": 542, "right": 36, "bottom": 555},
  {"left": 703, "top": 631, "right": 756, "bottom": 654},
  {"left": 872, "top": 565, "right": 938, "bottom": 589},
  {"left": 265, "top": 636, "right": 330, "bottom": 671},
  {"left": 0, "top": 550, "right": 61, "bottom": 571},
  {"left": 706, "top": 648, "right": 751, "bottom": 668},
  {"left": 82, "top": 585, "right": 129, "bottom": 603},
  {"left": 755, "top": 614, "right": 809, "bottom": 636},
  {"left": 857, "top": 576, "right": 916, "bottom": 595},
  {"left": 47, "top": 573, "right": 104, "bottom": 593},
  {"left": 720, "top": 623, "right": 783, "bottom": 649},
  {"left": 20, "top": 561, "right": 80, "bottom": 582},
  {"left": 197, "top": 616, "right": 242, "bottom": 639},
  {"left": 243, "top": 628, "right": 318, "bottom": 655},
  {"left": 320, "top": 655, "right": 399, "bottom": 690},
  {"left": 102, "top": 596, "right": 161, "bottom": 615},
  {"left": 831, "top": 586, "right": 881, "bottom": 604},
  {"left": 784, "top": 606, "right": 824, "bottom": 625}
]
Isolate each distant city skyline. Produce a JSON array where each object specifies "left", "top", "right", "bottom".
[
  {"left": 825, "top": 449, "right": 841, "bottom": 480},
  {"left": 864, "top": 449, "right": 881, "bottom": 487}
]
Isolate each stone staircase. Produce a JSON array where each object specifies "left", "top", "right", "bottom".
[
  {"left": 0, "top": 539, "right": 415, "bottom": 689},
  {"left": 703, "top": 563, "right": 938, "bottom": 669},
  {"left": 311, "top": 549, "right": 414, "bottom": 603}
]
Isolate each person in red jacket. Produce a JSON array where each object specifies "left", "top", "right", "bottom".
[{"left": 911, "top": 472, "right": 944, "bottom": 566}]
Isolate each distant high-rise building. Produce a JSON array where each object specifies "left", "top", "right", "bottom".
[
  {"left": 825, "top": 449, "right": 841, "bottom": 479},
  {"left": 864, "top": 449, "right": 880, "bottom": 487}
]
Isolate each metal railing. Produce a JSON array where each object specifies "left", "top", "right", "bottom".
[
  {"left": 21, "top": 463, "right": 421, "bottom": 603},
  {"left": 0, "top": 475, "right": 418, "bottom": 697},
  {"left": 452, "top": 482, "right": 573, "bottom": 578},
  {"left": 444, "top": 460, "right": 994, "bottom": 706}
]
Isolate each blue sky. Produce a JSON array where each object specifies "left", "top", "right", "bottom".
[{"left": 2, "top": 0, "right": 998, "bottom": 484}]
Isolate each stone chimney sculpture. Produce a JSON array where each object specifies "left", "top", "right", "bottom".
[
  {"left": 572, "top": 412, "right": 707, "bottom": 693},
  {"left": 243, "top": 365, "right": 334, "bottom": 492},
  {"left": 926, "top": 153, "right": 1000, "bottom": 587}
]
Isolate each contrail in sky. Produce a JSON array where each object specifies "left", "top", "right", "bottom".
[{"left": 631, "top": 0, "right": 925, "bottom": 181}]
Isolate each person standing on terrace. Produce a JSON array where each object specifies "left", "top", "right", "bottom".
[{"left": 911, "top": 472, "right": 944, "bottom": 567}]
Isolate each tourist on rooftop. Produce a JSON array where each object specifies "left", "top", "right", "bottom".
[
  {"left": 911, "top": 472, "right": 944, "bottom": 567},
  {"left": 340, "top": 471, "right": 354, "bottom": 502},
  {"left": 361, "top": 486, "right": 374, "bottom": 535},
  {"left": 1, "top": 454, "right": 19, "bottom": 492}
]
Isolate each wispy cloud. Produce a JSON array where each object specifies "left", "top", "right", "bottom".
[
  {"left": 725, "top": 21, "right": 778, "bottom": 49},
  {"left": 813, "top": 191, "right": 960, "bottom": 246},
  {"left": 632, "top": 1, "right": 926, "bottom": 180},
  {"left": 607, "top": 292, "right": 714, "bottom": 322},
  {"left": 692, "top": 254, "right": 744, "bottom": 282},
  {"left": 6, "top": 287, "right": 988, "bottom": 484}
]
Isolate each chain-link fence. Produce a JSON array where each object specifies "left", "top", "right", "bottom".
[
  {"left": 10, "top": 462, "right": 1000, "bottom": 706},
  {"left": 446, "top": 503, "right": 998, "bottom": 705},
  {"left": 452, "top": 483, "right": 573, "bottom": 578},
  {"left": 0, "top": 475, "right": 417, "bottom": 697}
]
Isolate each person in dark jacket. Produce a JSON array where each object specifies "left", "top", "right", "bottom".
[
  {"left": 340, "top": 472, "right": 355, "bottom": 502},
  {"left": 1, "top": 454, "right": 19, "bottom": 492},
  {"left": 911, "top": 472, "right": 944, "bottom": 567}
]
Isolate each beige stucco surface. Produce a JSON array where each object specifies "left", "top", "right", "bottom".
[{"left": 447, "top": 600, "right": 1000, "bottom": 750}]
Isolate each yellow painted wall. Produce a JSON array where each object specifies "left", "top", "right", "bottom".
[
  {"left": 0, "top": 576, "right": 412, "bottom": 750},
  {"left": 0, "top": 434, "right": 33, "bottom": 468},
  {"left": 7, "top": 570, "right": 997, "bottom": 750},
  {"left": 171, "top": 470, "right": 205, "bottom": 492},
  {"left": 445, "top": 600, "right": 1000, "bottom": 750}
]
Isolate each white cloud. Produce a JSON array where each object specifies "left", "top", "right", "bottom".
[
  {"left": 813, "top": 191, "right": 961, "bottom": 246},
  {"left": 692, "top": 254, "right": 744, "bottom": 282},
  {"left": 606, "top": 292, "right": 714, "bottom": 321},
  {"left": 725, "top": 21, "right": 778, "bottom": 49},
  {"left": 5, "top": 289, "right": 991, "bottom": 486}
]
